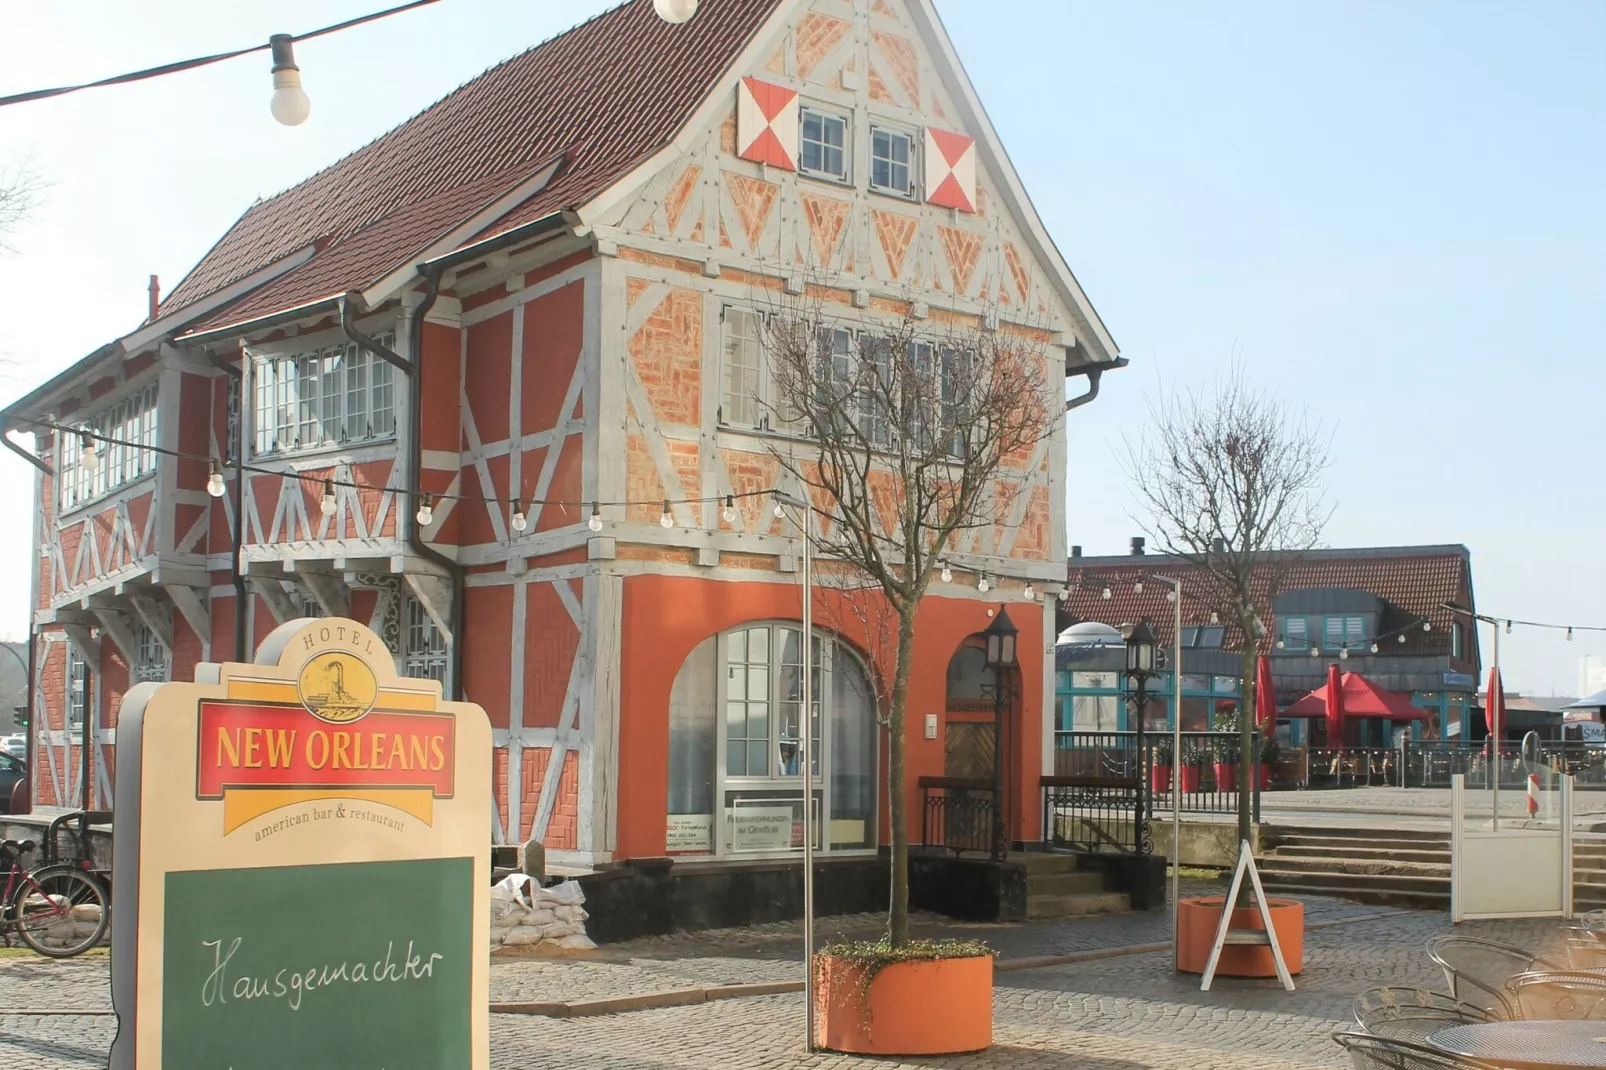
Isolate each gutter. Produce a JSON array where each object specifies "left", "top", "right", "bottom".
[
  {"left": 206, "top": 354, "right": 250, "bottom": 662},
  {"left": 1066, "top": 354, "right": 1129, "bottom": 412},
  {"left": 0, "top": 430, "right": 50, "bottom": 476}
]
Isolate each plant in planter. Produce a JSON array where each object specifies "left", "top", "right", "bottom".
[
  {"left": 762, "top": 289, "right": 1052, "bottom": 1054},
  {"left": 1150, "top": 737, "right": 1174, "bottom": 793},
  {"left": 1211, "top": 709, "right": 1243, "bottom": 792},
  {"left": 1257, "top": 735, "right": 1280, "bottom": 790},
  {"left": 1180, "top": 742, "right": 1208, "bottom": 793}
]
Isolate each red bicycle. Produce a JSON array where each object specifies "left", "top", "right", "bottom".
[{"left": 0, "top": 837, "right": 109, "bottom": 957}]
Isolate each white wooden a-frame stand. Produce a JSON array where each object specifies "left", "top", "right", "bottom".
[{"left": 1200, "top": 839, "right": 1294, "bottom": 992}]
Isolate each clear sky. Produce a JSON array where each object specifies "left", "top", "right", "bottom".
[{"left": 0, "top": 1, "right": 1600, "bottom": 695}]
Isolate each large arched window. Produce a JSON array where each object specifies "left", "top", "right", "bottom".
[{"left": 667, "top": 624, "right": 877, "bottom": 858}]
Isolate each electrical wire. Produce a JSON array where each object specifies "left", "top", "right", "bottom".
[{"left": 0, "top": 0, "right": 443, "bottom": 109}]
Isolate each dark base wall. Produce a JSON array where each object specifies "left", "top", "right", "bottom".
[
  {"left": 578, "top": 856, "right": 889, "bottom": 944},
  {"left": 1078, "top": 852, "right": 1168, "bottom": 911},
  {"left": 909, "top": 854, "right": 1029, "bottom": 922}
]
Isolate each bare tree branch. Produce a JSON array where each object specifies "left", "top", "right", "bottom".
[{"left": 0, "top": 160, "right": 46, "bottom": 255}]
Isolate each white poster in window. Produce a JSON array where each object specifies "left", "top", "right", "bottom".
[
  {"left": 727, "top": 805, "right": 795, "bottom": 852},
  {"left": 666, "top": 814, "right": 712, "bottom": 853}
]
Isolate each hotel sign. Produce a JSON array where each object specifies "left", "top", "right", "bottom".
[{"left": 110, "top": 618, "right": 492, "bottom": 1070}]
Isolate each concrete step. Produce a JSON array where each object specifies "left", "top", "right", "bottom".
[
  {"left": 1270, "top": 826, "right": 1450, "bottom": 845},
  {"left": 1256, "top": 879, "right": 1449, "bottom": 911},
  {"left": 1014, "top": 852, "right": 1082, "bottom": 875},
  {"left": 1259, "top": 868, "right": 1449, "bottom": 896},
  {"left": 1273, "top": 833, "right": 1450, "bottom": 853},
  {"left": 1270, "top": 844, "right": 1450, "bottom": 864},
  {"left": 1260, "top": 856, "right": 1449, "bottom": 878},
  {"left": 1027, "top": 871, "right": 1108, "bottom": 897},
  {"left": 1026, "top": 891, "right": 1130, "bottom": 919}
]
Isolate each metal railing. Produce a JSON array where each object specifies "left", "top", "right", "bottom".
[
  {"left": 1053, "top": 730, "right": 1263, "bottom": 818},
  {"left": 916, "top": 776, "right": 995, "bottom": 855},
  {"left": 1041, "top": 774, "right": 1149, "bottom": 854},
  {"left": 1403, "top": 741, "right": 1606, "bottom": 789}
]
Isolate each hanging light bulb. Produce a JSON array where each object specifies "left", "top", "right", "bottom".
[
  {"left": 1370, "top": 642, "right": 1379, "bottom": 654},
  {"left": 1209, "top": 611, "right": 1219, "bottom": 625},
  {"left": 773, "top": 493, "right": 785, "bottom": 519},
  {"left": 1422, "top": 620, "right": 1432, "bottom": 632},
  {"left": 588, "top": 503, "right": 603, "bottom": 533},
  {"left": 1397, "top": 634, "right": 1406, "bottom": 644},
  {"left": 415, "top": 495, "right": 434, "bottom": 527},
  {"left": 206, "top": 458, "right": 226, "bottom": 498},
  {"left": 722, "top": 495, "right": 736, "bottom": 524},
  {"left": 1023, "top": 583, "right": 1035, "bottom": 601},
  {"left": 1567, "top": 627, "right": 1574, "bottom": 642},
  {"left": 1101, "top": 586, "right": 1111, "bottom": 600},
  {"left": 653, "top": 0, "right": 699, "bottom": 23},
  {"left": 268, "top": 35, "right": 311, "bottom": 127},
  {"left": 1058, "top": 588, "right": 1069, "bottom": 602},
  {"left": 1166, "top": 589, "right": 1177, "bottom": 602},
  {"left": 78, "top": 431, "right": 98, "bottom": 474},
  {"left": 660, "top": 500, "right": 675, "bottom": 529},
  {"left": 320, "top": 478, "right": 336, "bottom": 516},
  {"left": 1133, "top": 580, "right": 1144, "bottom": 595},
  {"left": 1276, "top": 638, "right": 1285, "bottom": 650},
  {"left": 1504, "top": 620, "right": 1512, "bottom": 635},
  {"left": 1310, "top": 646, "right": 1320, "bottom": 658},
  {"left": 977, "top": 575, "right": 990, "bottom": 593},
  {"left": 510, "top": 499, "right": 527, "bottom": 533},
  {"left": 940, "top": 560, "right": 952, "bottom": 583},
  {"left": 1339, "top": 646, "right": 1349, "bottom": 660}
]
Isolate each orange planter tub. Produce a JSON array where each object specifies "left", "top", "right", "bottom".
[
  {"left": 813, "top": 953, "right": 992, "bottom": 1055},
  {"left": 1176, "top": 896, "right": 1304, "bottom": 978}
]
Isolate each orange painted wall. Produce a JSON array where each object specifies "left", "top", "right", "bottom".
[{"left": 614, "top": 572, "right": 1044, "bottom": 860}]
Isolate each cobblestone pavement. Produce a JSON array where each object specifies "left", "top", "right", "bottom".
[
  {"left": 1261, "top": 786, "right": 1606, "bottom": 819},
  {"left": 0, "top": 891, "right": 1576, "bottom": 1069}
]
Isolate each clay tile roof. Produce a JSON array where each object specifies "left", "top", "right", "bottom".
[
  {"left": 165, "top": 0, "right": 777, "bottom": 331},
  {"left": 1063, "top": 545, "right": 1475, "bottom": 660}
]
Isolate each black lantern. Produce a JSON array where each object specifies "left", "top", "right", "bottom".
[
  {"left": 1123, "top": 619, "right": 1158, "bottom": 675},
  {"left": 982, "top": 608, "right": 1017, "bottom": 862},
  {"left": 984, "top": 608, "right": 1019, "bottom": 668}
]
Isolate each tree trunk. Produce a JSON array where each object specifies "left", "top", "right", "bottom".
[{"left": 886, "top": 608, "right": 918, "bottom": 948}]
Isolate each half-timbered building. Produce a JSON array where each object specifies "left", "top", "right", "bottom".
[{"left": 1, "top": 0, "right": 1120, "bottom": 868}]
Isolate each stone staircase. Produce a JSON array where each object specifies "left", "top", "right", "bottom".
[
  {"left": 1020, "top": 852, "right": 1130, "bottom": 919},
  {"left": 1257, "top": 826, "right": 1451, "bottom": 909}
]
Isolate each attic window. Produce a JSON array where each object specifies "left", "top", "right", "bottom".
[
  {"left": 870, "top": 126, "right": 914, "bottom": 197},
  {"left": 800, "top": 106, "right": 848, "bottom": 182}
]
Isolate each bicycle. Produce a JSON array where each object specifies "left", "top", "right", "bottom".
[{"left": 0, "top": 837, "right": 109, "bottom": 957}]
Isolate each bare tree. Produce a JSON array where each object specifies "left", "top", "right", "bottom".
[
  {"left": 0, "top": 160, "right": 45, "bottom": 254},
  {"left": 761, "top": 288, "right": 1053, "bottom": 947},
  {"left": 1122, "top": 368, "right": 1332, "bottom": 851}
]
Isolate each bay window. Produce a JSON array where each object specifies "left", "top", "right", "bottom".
[
  {"left": 59, "top": 382, "right": 159, "bottom": 511},
  {"left": 251, "top": 334, "right": 395, "bottom": 456}
]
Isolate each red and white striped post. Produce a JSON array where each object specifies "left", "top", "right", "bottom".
[{"left": 1527, "top": 773, "right": 1540, "bottom": 818}]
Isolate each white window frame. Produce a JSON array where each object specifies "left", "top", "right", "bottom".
[
  {"left": 250, "top": 333, "right": 396, "bottom": 458},
  {"left": 720, "top": 306, "right": 767, "bottom": 431},
  {"left": 869, "top": 123, "right": 917, "bottom": 199},
  {"left": 799, "top": 104, "right": 850, "bottom": 183},
  {"left": 67, "top": 650, "right": 88, "bottom": 727},
  {"left": 133, "top": 621, "right": 167, "bottom": 684},
  {"left": 58, "top": 381, "right": 160, "bottom": 512}
]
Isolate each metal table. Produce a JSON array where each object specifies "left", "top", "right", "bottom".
[{"left": 1429, "top": 1021, "right": 1606, "bottom": 1070}]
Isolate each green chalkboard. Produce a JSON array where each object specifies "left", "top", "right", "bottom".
[{"left": 162, "top": 856, "right": 473, "bottom": 1070}]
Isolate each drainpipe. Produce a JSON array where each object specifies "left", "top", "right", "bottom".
[
  {"left": 338, "top": 281, "right": 464, "bottom": 699},
  {"left": 1, "top": 429, "right": 51, "bottom": 476},
  {"left": 207, "top": 355, "right": 249, "bottom": 661}
]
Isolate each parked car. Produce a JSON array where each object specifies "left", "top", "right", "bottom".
[
  {"left": 0, "top": 735, "right": 23, "bottom": 758},
  {"left": 0, "top": 752, "right": 23, "bottom": 812}
]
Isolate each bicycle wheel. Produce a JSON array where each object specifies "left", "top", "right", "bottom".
[{"left": 12, "top": 865, "right": 108, "bottom": 958}]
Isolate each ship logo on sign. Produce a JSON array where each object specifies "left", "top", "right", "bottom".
[{"left": 297, "top": 651, "right": 378, "bottom": 724}]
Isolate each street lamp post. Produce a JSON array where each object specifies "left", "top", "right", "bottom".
[
  {"left": 1122, "top": 620, "right": 1158, "bottom": 859},
  {"left": 983, "top": 609, "right": 1019, "bottom": 864},
  {"left": 1444, "top": 602, "right": 1500, "bottom": 829},
  {"left": 1142, "top": 574, "right": 1184, "bottom": 972},
  {"left": 772, "top": 491, "right": 815, "bottom": 1050}
]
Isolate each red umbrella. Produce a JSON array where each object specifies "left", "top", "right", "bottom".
[
  {"left": 1254, "top": 655, "right": 1277, "bottom": 731},
  {"left": 1324, "top": 662, "right": 1343, "bottom": 745},
  {"left": 1486, "top": 666, "right": 1504, "bottom": 744}
]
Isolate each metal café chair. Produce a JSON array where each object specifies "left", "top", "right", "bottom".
[
  {"left": 1333, "top": 1031, "right": 1494, "bottom": 1070},
  {"left": 1560, "top": 927, "right": 1606, "bottom": 970},
  {"left": 1353, "top": 988, "right": 1494, "bottom": 1045},
  {"left": 1425, "top": 935, "right": 1564, "bottom": 1017},
  {"left": 1509, "top": 969, "right": 1606, "bottom": 1021}
]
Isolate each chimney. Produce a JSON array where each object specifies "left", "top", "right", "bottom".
[
  {"left": 1211, "top": 537, "right": 1226, "bottom": 555},
  {"left": 1070, "top": 545, "right": 1082, "bottom": 558},
  {"left": 147, "top": 275, "right": 160, "bottom": 323},
  {"left": 1130, "top": 536, "right": 1145, "bottom": 556}
]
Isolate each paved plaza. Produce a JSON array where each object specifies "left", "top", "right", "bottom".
[{"left": 0, "top": 881, "right": 1573, "bottom": 1069}]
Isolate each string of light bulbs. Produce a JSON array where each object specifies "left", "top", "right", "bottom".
[
  {"left": 16, "top": 415, "right": 773, "bottom": 534},
  {"left": 1448, "top": 606, "right": 1606, "bottom": 645},
  {"left": 0, "top": 0, "right": 705, "bottom": 126}
]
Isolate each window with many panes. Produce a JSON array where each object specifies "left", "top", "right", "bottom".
[
  {"left": 251, "top": 334, "right": 395, "bottom": 456},
  {"left": 800, "top": 107, "right": 848, "bottom": 181},
  {"left": 1323, "top": 615, "right": 1366, "bottom": 653},
  {"left": 721, "top": 307, "right": 764, "bottom": 430},
  {"left": 59, "top": 382, "right": 159, "bottom": 511},
  {"left": 870, "top": 126, "right": 914, "bottom": 197},
  {"left": 67, "top": 650, "right": 88, "bottom": 726},
  {"left": 133, "top": 621, "right": 167, "bottom": 683},
  {"left": 403, "top": 595, "right": 448, "bottom": 683}
]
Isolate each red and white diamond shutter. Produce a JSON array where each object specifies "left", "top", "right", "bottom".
[
  {"left": 737, "top": 76, "right": 799, "bottom": 170},
  {"left": 924, "top": 127, "right": 977, "bottom": 213}
]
